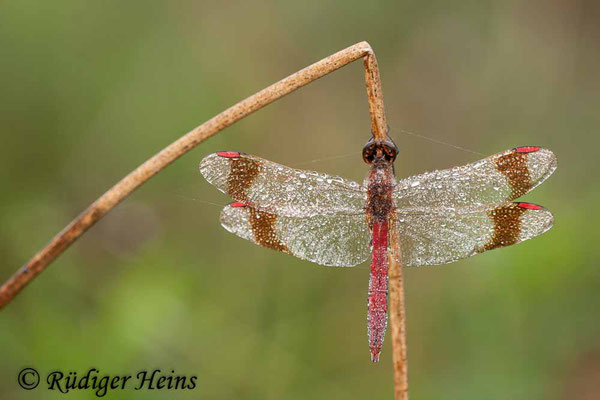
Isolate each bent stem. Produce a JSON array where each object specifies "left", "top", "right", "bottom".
[
  {"left": 389, "top": 219, "right": 409, "bottom": 400},
  {"left": 0, "top": 40, "right": 407, "bottom": 398}
]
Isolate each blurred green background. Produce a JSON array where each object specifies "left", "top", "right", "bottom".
[{"left": 1, "top": 1, "right": 599, "bottom": 399}]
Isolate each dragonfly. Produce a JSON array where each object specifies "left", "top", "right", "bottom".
[{"left": 199, "top": 138, "right": 556, "bottom": 362}]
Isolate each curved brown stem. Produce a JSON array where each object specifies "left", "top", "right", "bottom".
[
  {"left": 1, "top": 38, "right": 407, "bottom": 399},
  {"left": 363, "top": 53, "right": 388, "bottom": 141},
  {"left": 389, "top": 219, "right": 409, "bottom": 400},
  {"left": 0, "top": 41, "right": 387, "bottom": 308}
]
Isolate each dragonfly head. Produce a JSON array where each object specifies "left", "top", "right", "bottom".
[{"left": 362, "top": 137, "right": 398, "bottom": 166}]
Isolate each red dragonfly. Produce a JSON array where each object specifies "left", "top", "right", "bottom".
[{"left": 200, "top": 138, "right": 556, "bottom": 362}]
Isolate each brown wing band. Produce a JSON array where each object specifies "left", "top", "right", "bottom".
[
  {"left": 496, "top": 151, "right": 532, "bottom": 199},
  {"left": 248, "top": 207, "right": 289, "bottom": 252},
  {"left": 224, "top": 157, "right": 287, "bottom": 252},
  {"left": 226, "top": 157, "right": 261, "bottom": 202},
  {"left": 483, "top": 203, "right": 527, "bottom": 251}
]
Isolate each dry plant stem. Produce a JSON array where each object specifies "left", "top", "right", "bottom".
[
  {"left": 363, "top": 54, "right": 388, "bottom": 140},
  {"left": 1, "top": 39, "right": 407, "bottom": 399},
  {"left": 0, "top": 41, "right": 388, "bottom": 308},
  {"left": 389, "top": 219, "right": 409, "bottom": 400}
]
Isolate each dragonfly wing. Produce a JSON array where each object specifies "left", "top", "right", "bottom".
[
  {"left": 394, "top": 147, "right": 557, "bottom": 208},
  {"left": 220, "top": 203, "right": 371, "bottom": 267},
  {"left": 200, "top": 152, "right": 366, "bottom": 217},
  {"left": 393, "top": 202, "right": 554, "bottom": 266}
]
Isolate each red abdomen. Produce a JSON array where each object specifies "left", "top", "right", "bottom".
[{"left": 367, "top": 219, "right": 389, "bottom": 362}]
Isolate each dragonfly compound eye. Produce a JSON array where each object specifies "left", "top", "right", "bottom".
[
  {"left": 380, "top": 141, "right": 398, "bottom": 163},
  {"left": 362, "top": 147, "right": 375, "bottom": 164},
  {"left": 362, "top": 137, "right": 377, "bottom": 164}
]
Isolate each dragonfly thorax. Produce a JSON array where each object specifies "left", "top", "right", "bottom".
[{"left": 366, "top": 165, "right": 396, "bottom": 221}]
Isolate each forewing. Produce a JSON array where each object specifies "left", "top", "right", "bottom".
[
  {"left": 394, "top": 147, "right": 556, "bottom": 208},
  {"left": 220, "top": 203, "right": 371, "bottom": 267},
  {"left": 200, "top": 152, "right": 366, "bottom": 217},
  {"left": 393, "top": 202, "right": 554, "bottom": 266}
]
